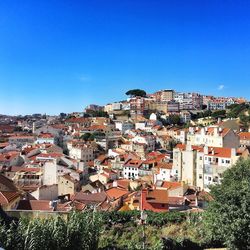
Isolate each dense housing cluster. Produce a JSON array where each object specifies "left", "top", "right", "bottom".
[{"left": 0, "top": 89, "right": 249, "bottom": 215}]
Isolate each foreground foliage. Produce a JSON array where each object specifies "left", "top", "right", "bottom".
[
  {"left": 2, "top": 159, "right": 250, "bottom": 249},
  {"left": 0, "top": 212, "right": 102, "bottom": 250},
  {"left": 204, "top": 159, "right": 250, "bottom": 250}
]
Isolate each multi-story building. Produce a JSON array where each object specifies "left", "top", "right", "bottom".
[
  {"left": 207, "top": 97, "right": 235, "bottom": 110},
  {"left": 58, "top": 174, "right": 79, "bottom": 196},
  {"left": 192, "top": 92, "right": 203, "bottom": 109},
  {"left": 84, "top": 104, "right": 104, "bottom": 113},
  {"left": 129, "top": 97, "right": 150, "bottom": 116},
  {"left": 180, "top": 111, "right": 191, "bottom": 123},
  {"left": 67, "top": 141, "right": 94, "bottom": 163},
  {"left": 174, "top": 92, "right": 202, "bottom": 110},
  {"left": 123, "top": 159, "right": 142, "bottom": 180},
  {"left": 115, "top": 121, "right": 134, "bottom": 133},
  {"left": 166, "top": 101, "right": 180, "bottom": 113},
  {"left": 9, "top": 135, "right": 35, "bottom": 147},
  {"left": 173, "top": 144, "right": 240, "bottom": 190},
  {"left": 111, "top": 102, "right": 122, "bottom": 111},
  {"left": 154, "top": 89, "right": 174, "bottom": 102},
  {"left": 36, "top": 133, "right": 55, "bottom": 144},
  {"left": 131, "top": 135, "right": 156, "bottom": 152},
  {"left": 187, "top": 126, "right": 240, "bottom": 148},
  {"left": 153, "top": 162, "right": 174, "bottom": 183},
  {"left": 239, "top": 132, "right": 250, "bottom": 147}
]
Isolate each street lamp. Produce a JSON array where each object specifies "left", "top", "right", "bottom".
[{"left": 140, "top": 209, "right": 147, "bottom": 250}]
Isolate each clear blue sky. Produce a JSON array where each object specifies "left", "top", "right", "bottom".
[{"left": 0, "top": 0, "right": 250, "bottom": 115}]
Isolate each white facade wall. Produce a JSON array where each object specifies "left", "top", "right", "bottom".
[
  {"left": 155, "top": 168, "right": 172, "bottom": 182},
  {"left": 36, "top": 138, "right": 55, "bottom": 144},
  {"left": 123, "top": 166, "right": 139, "bottom": 180},
  {"left": 69, "top": 146, "right": 94, "bottom": 162},
  {"left": 115, "top": 121, "right": 134, "bottom": 133}
]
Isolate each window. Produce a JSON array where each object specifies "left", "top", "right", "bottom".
[
  {"left": 199, "top": 156, "right": 202, "bottom": 160},
  {"left": 208, "top": 177, "right": 212, "bottom": 181},
  {"left": 199, "top": 174, "right": 202, "bottom": 179}
]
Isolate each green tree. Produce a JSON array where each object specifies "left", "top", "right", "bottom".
[
  {"left": 211, "top": 110, "right": 226, "bottom": 119},
  {"left": 80, "top": 132, "right": 92, "bottom": 141},
  {"left": 204, "top": 159, "right": 250, "bottom": 249},
  {"left": 167, "top": 139, "right": 178, "bottom": 151},
  {"left": 168, "top": 114, "right": 181, "bottom": 125},
  {"left": 126, "top": 89, "right": 147, "bottom": 97}
]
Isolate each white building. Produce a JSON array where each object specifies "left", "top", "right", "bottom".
[
  {"left": 154, "top": 162, "right": 175, "bottom": 183},
  {"left": 112, "top": 102, "right": 122, "bottom": 111},
  {"left": 173, "top": 144, "right": 240, "bottom": 190},
  {"left": 115, "top": 121, "right": 134, "bottom": 133},
  {"left": 123, "top": 159, "right": 142, "bottom": 180},
  {"left": 67, "top": 142, "right": 94, "bottom": 163},
  {"left": 43, "top": 161, "right": 80, "bottom": 186},
  {"left": 132, "top": 135, "right": 155, "bottom": 152},
  {"left": 36, "top": 133, "right": 55, "bottom": 144},
  {"left": 187, "top": 126, "right": 240, "bottom": 149}
]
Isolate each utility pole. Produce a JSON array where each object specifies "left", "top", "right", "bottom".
[{"left": 140, "top": 210, "right": 147, "bottom": 250}]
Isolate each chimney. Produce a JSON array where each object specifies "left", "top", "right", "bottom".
[
  {"left": 231, "top": 148, "right": 236, "bottom": 157},
  {"left": 211, "top": 149, "right": 215, "bottom": 155},
  {"left": 214, "top": 127, "right": 219, "bottom": 136},
  {"left": 113, "top": 180, "right": 118, "bottom": 188},
  {"left": 204, "top": 146, "right": 209, "bottom": 155},
  {"left": 186, "top": 143, "right": 192, "bottom": 151},
  {"left": 201, "top": 128, "right": 205, "bottom": 135}
]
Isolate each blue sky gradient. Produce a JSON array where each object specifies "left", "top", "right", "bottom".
[{"left": 0, "top": 0, "right": 250, "bottom": 115}]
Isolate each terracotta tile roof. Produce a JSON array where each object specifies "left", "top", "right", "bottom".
[
  {"left": 38, "top": 133, "right": 54, "bottom": 138},
  {"left": 157, "top": 162, "right": 173, "bottom": 170},
  {"left": 239, "top": 132, "right": 250, "bottom": 140},
  {"left": 73, "top": 191, "right": 107, "bottom": 205},
  {"left": 0, "top": 142, "right": 9, "bottom": 148},
  {"left": 115, "top": 179, "right": 130, "bottom": 190},
  {"left": 105, "top": 187, "right": 129, "bottom": 200},
  {"left": 0, "top": 152, "right": 19, "bottom": 162},
  {"left": 141, "top": 188, "right": 186, "bottom": 212},
  {"left": 161, "top": 181, "right": 182, "bottom": 190},
  {"left": 86, "top": 125, "right": 107, "bottom": 131},
  {"left": 72, "top": 200, "right": 86, "bottom": 211},
  {"left": 144, "top": 189, "right": 169, "bottom": 204},
  {"left": 9, "top": 135, "right": 35, "bottom": 139},
  {"left": 0, "top": 191, "right": 20, "bottom": 205},
  {"left": 176, "top": 144, "right": 234, "bottom": 158},
  {"left": 124, "top": 159, "right": 143, "bottom": 168},
  {"left": 206, "top": 147, "right": 233, "bottom": 158},
  {"left": 61, "top": 174, "right": 78, "bottom": 183},
  {"left": 175, "top": 144, "right": 204, "bottom": 152},
  {"left": 16, "top": 200, "right": 53, "bottom": 211},
  {"left": 36, "top": 153, "right": 63, "bottom": 159},
  {"left": 65, "top": 117, "right": 90, "bottom": 123},
  {"left": 0, "top": 174, "right": 18, "bottom": 191}
]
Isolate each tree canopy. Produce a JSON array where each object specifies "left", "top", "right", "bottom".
[
  {"left": 125, "top": 89, "right": 147, "bottom": 97},
  {"left": 168, "top": 114, "right": 181, "bottom": 125},
  {"left": 204, "top": 159, "right": 250, "bottom": 249}
]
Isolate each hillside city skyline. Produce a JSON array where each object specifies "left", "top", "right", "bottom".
[
  {"left": 0, "top": 87, "right": 248, "bottom": 116},
  {"left": 1, "top": 1, "right": 250, "bottom": 114}
]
